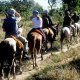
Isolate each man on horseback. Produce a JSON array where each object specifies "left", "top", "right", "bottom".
[
  {"left": 71, "top": 11, "right": 79, "bottom": 24},
  {"left": 2, "top": 8, "right": 28, "bottom": 58},
  {"left": 27, "top": 10, "right": 46, "bottom": 44},
  {"left": 42, "top": 10, "right": 57, "bottom": 40},
  {"left": 63, "top": 10, "right": 72, "bottom": 28}
]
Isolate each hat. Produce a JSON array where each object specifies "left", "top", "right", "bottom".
[
  {"left": 43, "top": 10, "right": 48, "bottom": 14},
  {"left": 7, "top": 8, "right": 16, "bottom": 16},
  {"left": 33, "top": 10, "right": 39, "bottom": 16}
]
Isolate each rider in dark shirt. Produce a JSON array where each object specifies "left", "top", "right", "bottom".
[
  {"left": 42, "top": 10, "right": 57, "bottom": 40},
  {"left": 71, "top": 12, "right": 79, "bottom": 23},
  {"left": 63, "top": 11, "right": 72, "bottom": 28}
]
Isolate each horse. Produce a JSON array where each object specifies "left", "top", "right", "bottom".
[
  {"left": 60, "top": 27, "right": 71, "bottom": 51},
  {"left": 43, "top": 27, "right": 54, "bottom": 51},
  {"left": 74, "top": 23, "right": 80, "bottom": 37},
  {"left": 0, "top": 37, "right": 23, "bottom": 80},
  {"left": 43, "top": 24, "right": 59, "bottom": 51},
  {"left": 70, "top": 22, "right": 80, "bottom": 43},
  {"left": 28, "top": 31, "right": 43, "bottom": 69}
]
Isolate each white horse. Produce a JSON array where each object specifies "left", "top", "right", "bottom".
[
  {"left": 60, "top": 27, "right": 71, "bottom": 51},
  {"left": 75, "top": 23, "right": 80, "bottom": 36}
]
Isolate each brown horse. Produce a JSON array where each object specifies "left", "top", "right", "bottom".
[{"left": 28, "top": 31, "right": 43, "bottom": 69}]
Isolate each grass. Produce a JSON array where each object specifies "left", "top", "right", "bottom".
[{"left": 26, "top": 46, "right": 80, "bottom": 80}]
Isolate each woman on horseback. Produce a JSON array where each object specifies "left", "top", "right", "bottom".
[
  {"left": 27, "top": 10, "right": 46, "bottom": 42},
  {"left": 2, "top": 8, "right": 28, "bottom": 53}
]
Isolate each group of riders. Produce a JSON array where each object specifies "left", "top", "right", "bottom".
[{"left": 2, "top": 8, "right": 80, "bottom": 57}]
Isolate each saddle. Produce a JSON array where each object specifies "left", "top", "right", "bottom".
[
  {"left": 10, "top": 35, "right": 23, "bottom": 49},
  {"left": 33, "top": 29, "right": 44, "bottom": 40}
]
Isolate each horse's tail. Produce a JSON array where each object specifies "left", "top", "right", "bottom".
[{"left": 60, "top": 29, "right": 63, "bottom": 41}]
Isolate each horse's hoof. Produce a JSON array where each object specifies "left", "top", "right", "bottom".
[{"left": 16, "top": 70, "right": 22, "bottom": 75}]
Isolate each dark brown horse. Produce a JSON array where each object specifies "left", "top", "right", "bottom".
[
  {"left": 28, "top": 31, "right": 43, "bottom": 69},
  {"left": 0, "top": 37, "right": 23, "bottom": 80}
]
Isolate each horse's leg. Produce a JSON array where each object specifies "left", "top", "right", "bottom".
[
  {"left": 66, "top": 40, "right": 69, "bottom": 50},
  {"left": 31, "top": 53, "right": 35, "bottom": 69},
  {"left": 2, "top": 68, "right": 4, "bottom": 80},
  {"left": 18, "top": 50, "right": 23, "bottom": 74},
  {"left": 34, "top": 50, "right": 37, "bottom": 67},
  {"left": 51, "top": 41, "right": 53, "bottom": 55},
  {"left": 41, "top": 49, "right": 43, "bottom": 60},
  {"left": 13, "top": 59, "right": 16, "bottom": 79},
  {"left": 0, "top": 64, "right": 4, "bottom": 80}
]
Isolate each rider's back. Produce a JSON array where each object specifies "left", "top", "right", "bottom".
[{"left": 3, "top": 17, "right": 17, "bottom": 36}]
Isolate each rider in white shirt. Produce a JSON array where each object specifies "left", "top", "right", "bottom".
[{"left": 27, "top": 10, "right": 46, "bottom": 42}]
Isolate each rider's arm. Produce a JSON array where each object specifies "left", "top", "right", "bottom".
[
  {"left": 47, "top": 15, "right": 54, "bottom": 26},
  {"left": 13, "top": 9, "right": 21, "bottom": 23}
]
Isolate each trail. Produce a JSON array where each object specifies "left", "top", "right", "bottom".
[{"left": 9, "top": 38, "right": 80, "bottom": 80}]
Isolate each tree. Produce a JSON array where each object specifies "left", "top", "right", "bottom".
[
  {"left": 48, "top": 0, "right": 56, "bottom": 10},
  {"left": 62, "top": 0, "right": 78, "bottom": 12}
]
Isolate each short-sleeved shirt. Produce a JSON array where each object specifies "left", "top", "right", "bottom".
[{"left": 32, "top": 17, "right": 42, "bottom": 29}]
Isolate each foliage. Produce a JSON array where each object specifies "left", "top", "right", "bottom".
[
  {"left": 62, "top": 0, "right": 80, "bottom": 13},
  {"left": 0, "top": 0, "right": 43, "bottom": 20},
  {"left": 48, "top": 0, "right": 56, "bottom": 10}
]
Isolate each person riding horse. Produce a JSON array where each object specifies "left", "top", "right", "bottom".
[
  {"left": 27, "top": 10, "right": 46, "bottom": 44},
  {"left": 63, "top": 10, "right": 72, "bottom": 28},
  {"left": 71, "top": 12, "right": 79, "bottom": 24},
  {"left": 2, "top": 8, "right": 28, "bottom": 58},
  {"left": 42, "top": 10, "right": 57, "bottom": 40}
]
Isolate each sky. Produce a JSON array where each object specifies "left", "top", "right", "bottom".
[
  {"left": 0, "top": 0, "right": 62, "bottom": 10},
  {"left": 34, "top": 0, "right": 49, "bottom": 10}
]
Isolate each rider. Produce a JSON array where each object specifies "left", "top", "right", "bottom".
[
  {"left": 27, "top": 10, "right": 46, "bottom": 43},
  {"left": 42, "top": 10, "right": 57, "bottom": 40},
  {"left": 71, "top": 11, "right": 79, "bottom": 23},
  {"left": 63, "top": 10, "right": 72, "bottom": 28},
  {"left": 2, "top": 8, "right": 28, "bottom": 56}
]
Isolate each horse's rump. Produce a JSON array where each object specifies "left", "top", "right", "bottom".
[
  {"left": 61, "top": 27, "right": 71, "bottom": 41},
  {"left": 43, "top": 27, "right": 54, "bottom": 41},
  {"left": 28, "top": 32, "right": 42, "bottom": 52}
]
